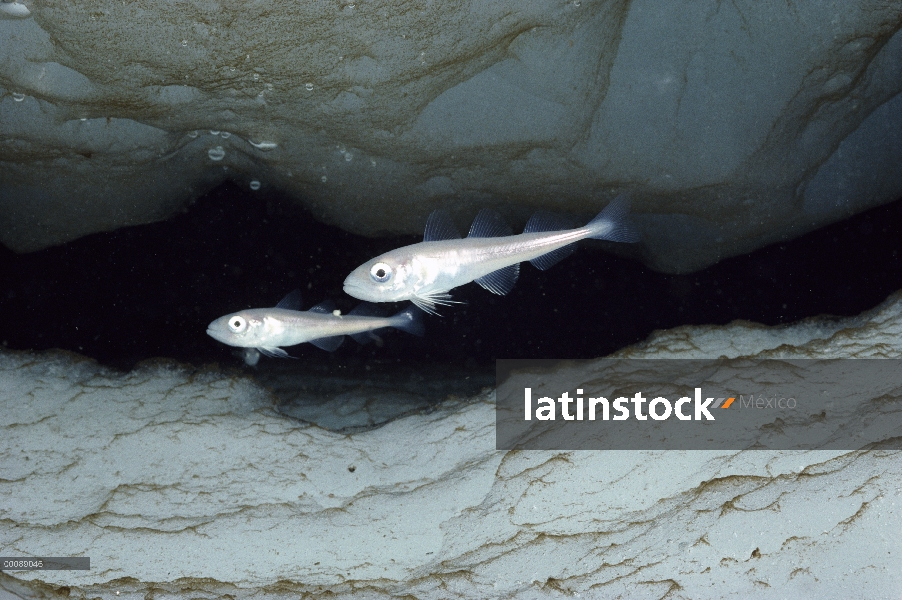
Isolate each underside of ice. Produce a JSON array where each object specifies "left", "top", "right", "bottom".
[{"left": 0, "top": 2, "right": 900, "bottom": 272}]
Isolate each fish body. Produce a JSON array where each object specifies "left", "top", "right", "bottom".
[
  {"left": 206, "top": 291, "right": 424, "bottom": 357},
  {"left": 343, "top": 194, "right": 639, "bottom": 313}
]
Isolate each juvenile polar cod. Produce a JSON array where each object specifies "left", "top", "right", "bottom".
[
  {"left": 206, "top": 291, "right": 424, "bottom": 357},
  {"left": 343, "top": 194, "right": 639, "bottom": 314}
]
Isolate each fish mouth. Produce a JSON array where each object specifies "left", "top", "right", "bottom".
[{"left": 342, "top": 279, "right": 365, "bottom": 298}]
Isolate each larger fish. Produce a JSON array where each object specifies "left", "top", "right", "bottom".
[
  {"left": 343, "top": 194, "right": 639, "bottom": 313},
  {"left": 206, "top": 291, "right": 424, "bottom": 357}
]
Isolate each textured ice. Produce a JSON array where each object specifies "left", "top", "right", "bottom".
[
  {"left": 0, "top": 2, "right": 900, "bottom": 272},
  {"left": 2, "top": 292, "right": 902, "bottom": 598}
]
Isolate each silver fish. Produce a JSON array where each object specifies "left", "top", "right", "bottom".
[
  {"left": 343, "top": 194, "right": 639, "bottom": 314},
  {"left": 206, "top": 290, "right": 425, "bottom": 358}
]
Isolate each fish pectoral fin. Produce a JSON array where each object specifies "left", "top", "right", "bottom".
[
  {"left": 308, "top": 335, "right": 344, "bottom": 352},
  {"left": 474, "top": 263, "right": 520, "bottom": 295},
  {"left": 275, "top": 290, "right": 303, "bottom": 310},
  {"left": 411, "top": 291, "right": 463, "bottom": 316},
  {"left": 411, "top": 296, "right": 440, "bottom": 316},
  {"left": 307, "top": 299, "right": 336, "bottom": 314},
  {"left": 258, "top": 346, "right": 293, "bottom": 359},
  {"left": 423, "top": 209, "right": 462, "bottom": 241},
  {"left": 467, "top": 209, "right": 512, "bottom": 238}
]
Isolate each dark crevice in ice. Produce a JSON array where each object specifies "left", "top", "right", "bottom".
[{"left": 0, "top": 183, "right": 900, "bottom": 389}]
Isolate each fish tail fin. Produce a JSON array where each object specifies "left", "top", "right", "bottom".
[
  {"left": 586, "top": 193, "right": 640, "bottom": 243},
  {"left": 390, "top": 305, "right": 426, "bottom": 337}
]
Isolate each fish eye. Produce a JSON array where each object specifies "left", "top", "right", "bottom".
[
  {"left": 369, "top": 262, "right": 392, "bottom": 283},
  {"left": 228, "top": 316, "right": 247, "bottom": 333}
]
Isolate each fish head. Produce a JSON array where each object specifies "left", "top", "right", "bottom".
[
  {"left": 206, "top": 310, "right": 267, "bottom": 348},
  {"left": 343, "top": 250, "right": 416, "bottom": 303}
]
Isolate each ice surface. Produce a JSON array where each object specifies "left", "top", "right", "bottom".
[
  {"left": 0, "top": 2, "right": 900, "bottom": 272},
  {"left": 2, "top": 292, "right": 902, "bottom": 598}
]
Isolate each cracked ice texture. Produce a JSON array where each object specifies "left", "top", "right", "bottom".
[
  {"left": 2, "top": 291, "right": 902, "bottom": 598},
  {"left": 0, "top": 1, "right": 901, "bottom": 271}
]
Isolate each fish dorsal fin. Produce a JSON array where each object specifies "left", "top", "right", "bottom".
[
  {"left": 529, "top": 245, "right": 576, "bottom": 271},
  {"left": 348, "top": 302, "right": 384, "bottom": 318},
  {"left": 467, "top": 209, "right": 512, "bottom": 238},
  {"left": 275, "top": 289, "right": 303, "bottom": 310},
  {"left": 308, "top": 335, "right": 344, "bottom": 351},
  {"left": 474, "top": 263, "right": 520, "bottom": 295},
  {"left": 523, "top": 211, "right": 574, "bottom": 234},
  {"left": 307, "top": 300, "right": 336, "bottom": 314},
  {"left": 423, "top": 209, "right": 461, "bottom": 242}
]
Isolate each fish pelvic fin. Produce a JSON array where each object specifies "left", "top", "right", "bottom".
[{"left": 586, "top": 193, "right": 640, "bottom": 243}]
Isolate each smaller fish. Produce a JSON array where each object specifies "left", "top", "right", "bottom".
[{"left": 206, "top": 290, "right": 424, "bottom": 358}]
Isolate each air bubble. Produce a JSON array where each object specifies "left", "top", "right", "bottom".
[
  {"left": 253, "top": 73, "right": 260, "bottom": 81},
  {"left": 181, "top": 40, "right": 188, "bottom": 46},
  {"left": 321, "top": 175, "right": 328, "bottom": 183},
  {"left": 249, "top": 180, "right": 261, "bottom": 191},
  {"left": 209, "top": 130, "right": 221, "bottom": 135},
  {"left": 188, "top": 130, "right": 199, "bottom": 138},
  {"left": 12, "top": 93, "right": 25, "bottom": 102},
  {"left": 220, "top": 131, "right": 231, "bottom": 139},
  {"left": 305, "top": 83, "right": 314, "bottom": 91},
  {"left": 208, "top": 146, "right": 226, "bottom": 161},
  {"left": 344, "top": 153, "right": 353, "bottom": 162}
]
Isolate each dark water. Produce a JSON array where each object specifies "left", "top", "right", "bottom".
[{"left": 1, "top": 183, "right": 901, "bottom": 378}]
